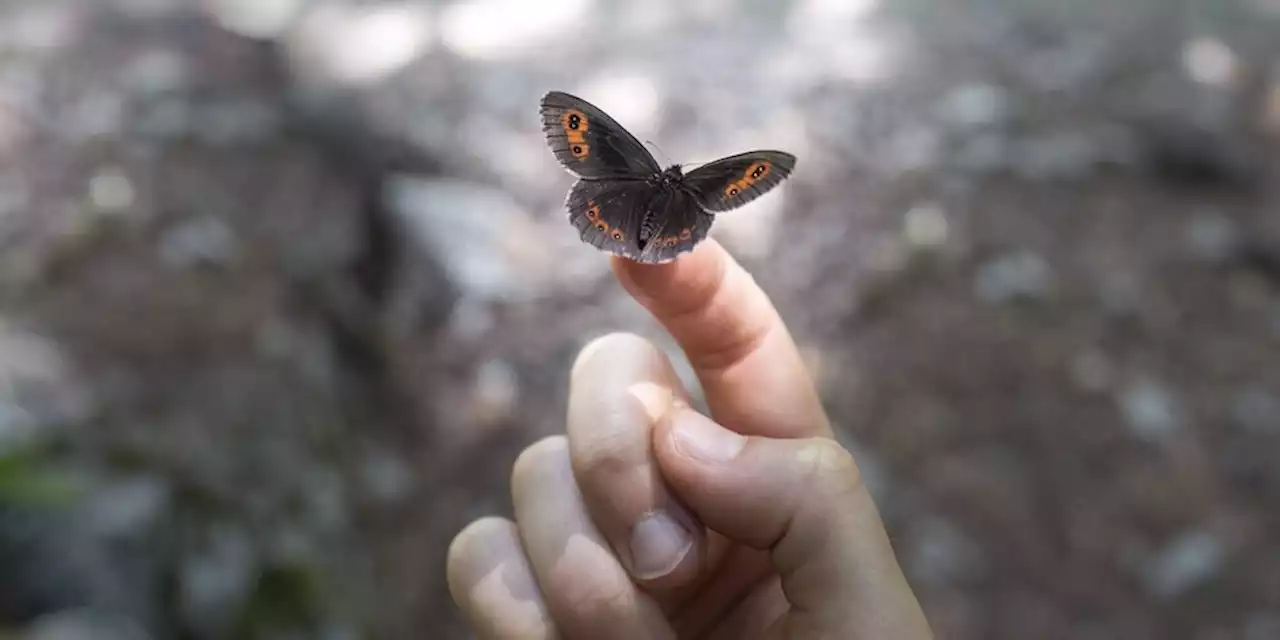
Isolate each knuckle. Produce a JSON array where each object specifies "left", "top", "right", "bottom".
[{"left": 796, "top": 437, "right": 863, "bottom": 499}]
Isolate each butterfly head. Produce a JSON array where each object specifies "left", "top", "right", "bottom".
[{"left": 659, "top": 164, "right": 684, "bottom": 185}]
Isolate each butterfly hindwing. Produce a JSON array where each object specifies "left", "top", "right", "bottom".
[
  {"left": 540, "top": 91, "right": 661, "bottom": 179},
  {"left": 681, "top": 150, "right": 796, "bottom": 213},
  {"left": 565, "top": 179, "right": 711, "bottom": 264},
  {"left": 637, "top": 189, "right": 712, "bottom": 264},
  {"left": 565, "top": 178, "right": 652, "bottom": 258}
]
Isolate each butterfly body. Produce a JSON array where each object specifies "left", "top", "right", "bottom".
[{"left": 539, "top": 90, "right": 796, "bottom": 263}]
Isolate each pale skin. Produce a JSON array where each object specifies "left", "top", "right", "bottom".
[{"left": 446, "top": 239, "right": 935, "bottom": 639}]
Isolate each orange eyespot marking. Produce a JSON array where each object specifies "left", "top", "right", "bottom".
[
  {"left": 562, "top": 109, "right": 588, "bottom": 137},
  {"left": 594, "top": 219, "right": 609, "bottom": 232},
  {"left": 610, "top": 229, "right": 624, "bottom": 241},
  {"left": 724, "top": 170, "right": 758, "bottom": 199},
  {"left": 721, "top": 161, "right": 771, "bottom": 201},
  {"left": 747, "top": 162, "right": 770, "bottom": 180},
  {"left": 679, "top": 227, "right": 692, "bottom": 240},
  {"left": 586, "top": 201, "right": 600, "bottom": 220},
  {"left": 562, "top": 108, "right": 589, "bottom": 156}
]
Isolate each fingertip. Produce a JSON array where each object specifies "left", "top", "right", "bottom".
[
  {"left": 447, "top": 516, "right": 518, "bottom": 588},
  {"left": 511, "top": 435, "right": 571, "bottom": 500},
  {"left": 446, "top": 516, "right": 560, "bottom": 639},
  {"left": 567, "top": 332, "right": 685, "bottom": 424},
  {"left": 611, "top": 256, "right": 676, "bottom": 299},
  {"left": 450, "top": 515, "right": 518, "bottom": 554},
  {"left": 612, "top": 239, "right": 726, "bottom": 308},
  {"left": 570, "top": 331, "right": 649, "bottom": 382},
  {"left": 649, "top": 408, "right": 749, "bottom": 515},
  {"left": 662, "top": 407, "right": 748, "bottom": 467}
]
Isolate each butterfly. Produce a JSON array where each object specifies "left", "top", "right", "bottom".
[{"left": 539, "top": 90, "right": 797, "bottom": 264}]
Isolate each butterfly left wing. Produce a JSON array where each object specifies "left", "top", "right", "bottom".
[
  {"left": 540, "top": 91, "right": 661, "bottom": 179},
  {"left": 681, "top": 150, "right": 796, "bottom": 213},
  {"left": 565, "top": 177, "right": 652, "bottom": 259}
]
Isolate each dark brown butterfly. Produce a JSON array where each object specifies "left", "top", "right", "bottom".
[{"left": 539, "top": 91, "right": 796, "bottom": 263}]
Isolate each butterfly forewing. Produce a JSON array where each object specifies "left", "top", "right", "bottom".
[
  {"left": 540, "top": 91, "right": 661, "bottom": 179},
  {"left": 682, "top": 150, "right": 796, "bottom": 213}
]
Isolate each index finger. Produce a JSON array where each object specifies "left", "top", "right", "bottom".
[{"left": 612, "top": 239, "right": 832, "bottom": 439}]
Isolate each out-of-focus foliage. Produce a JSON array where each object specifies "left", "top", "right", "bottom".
[{"left": 0, "top": 441, "right": 81, "bottom": 507}]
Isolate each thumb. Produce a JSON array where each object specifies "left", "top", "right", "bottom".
[{"left": 652, "top": 406, "right": 933, "bottom": 639}]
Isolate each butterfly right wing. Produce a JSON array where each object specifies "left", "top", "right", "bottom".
[
  {"left": 540, "top": 91, "right": 662, "bottom": 179},
  {"left": 681, "top": 150, "right": 796, "bottom": 213}
]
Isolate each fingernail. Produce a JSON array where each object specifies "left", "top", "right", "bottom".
[
  {"left": 629, "top": 511, "right": 693, "bottom": 579},
  {"left": 672, "top": 411, "right": 746, "bottom": 463}
]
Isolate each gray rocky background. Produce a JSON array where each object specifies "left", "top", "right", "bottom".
[{"left": 1, "top": 0, "right": 1279, "bottom": 638}]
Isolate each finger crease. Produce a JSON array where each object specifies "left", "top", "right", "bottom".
[
  {"left": 689, "top": 320, "right": 773, "bottom": 375},
  {"left": 661, "top": 264, "right": 775, "bottom": 374},
  {"left": 767, "top": 508, "right": 813, "bottom": 616}
]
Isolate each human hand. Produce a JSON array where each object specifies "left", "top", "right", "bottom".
[{"left": 446, "top": 239, "right": 934, "bottom": 639}]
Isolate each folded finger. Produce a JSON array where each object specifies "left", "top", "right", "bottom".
[
  {"left": 447, "top": 517, "right": 558, "bottom": 639},
  {"left": 612, "top": 239, "right": 831, "bottom": 439},
  {"left": 511, "top": 436, "right": 675, "bottom": 640},
  {"left": 567, "top": 332, "right": 711, "bottom": 595}
]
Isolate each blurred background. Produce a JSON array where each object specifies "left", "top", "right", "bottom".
[{"left": 1, "top": 0, "right": 1279, "bottom": 638}]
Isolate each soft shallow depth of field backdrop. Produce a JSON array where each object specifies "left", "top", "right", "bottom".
[{"left": 2, "top": 0, "right": 1279, "bottom": 638}]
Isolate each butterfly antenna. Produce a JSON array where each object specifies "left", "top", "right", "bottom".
[
  {"left": 680, "top": 157, "right": 716, "bottom": 170},
  {"left": 644, "top": 140, "right": 671, "bottom": 166}
]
